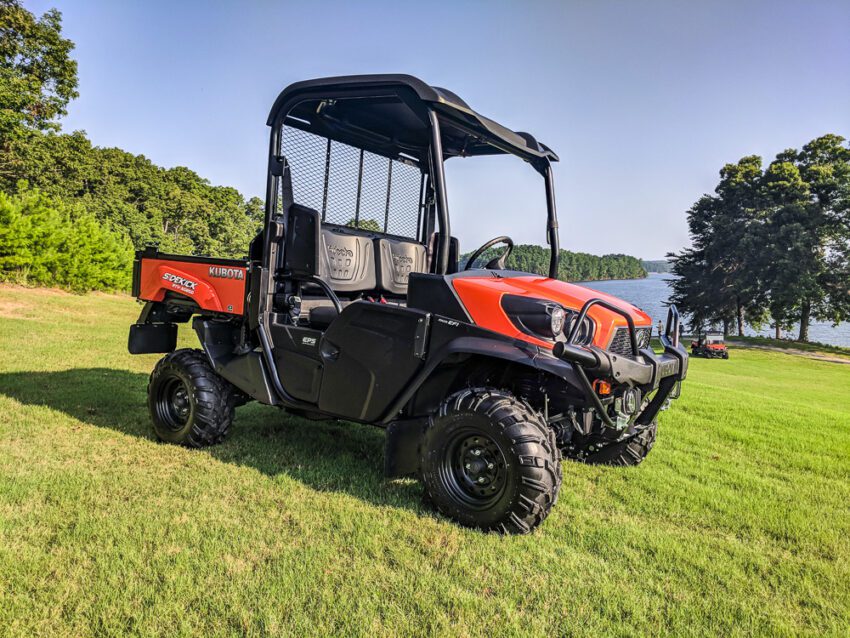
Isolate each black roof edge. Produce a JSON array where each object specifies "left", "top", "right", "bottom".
[{"left": 266, "top": 74, "right": 559, "bottom": 164}]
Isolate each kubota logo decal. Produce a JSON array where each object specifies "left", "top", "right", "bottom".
[
  {"left": 209, "top": 266, "right": 245, "bottom": 280},
  {"left": 327, "top": 245, "right": 353, "bottom": 258},
  {"left": 162, "top": 272, "right": 197, "bottom": 293}
]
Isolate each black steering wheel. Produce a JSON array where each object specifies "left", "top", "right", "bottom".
[{"left": 463, "top": 236, "right": 514, "bottom": 271}]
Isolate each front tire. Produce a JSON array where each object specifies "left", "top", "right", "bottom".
[
  {"left": 420, "top": 388, "right": 561, "bottom": 534},
  {"left": 148, "top": 349, "right": 235, "bottom": 448},
  {"left": 584, "top": 421, "right": 657, "bottom": 466}
]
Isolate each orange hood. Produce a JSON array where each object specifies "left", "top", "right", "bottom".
[{"left": 451, "top": 274, "right": 652, "bottom": 350}]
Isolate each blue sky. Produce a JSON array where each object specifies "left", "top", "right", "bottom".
[{"left": 29, "top": 0, "right": 850, "bottom": 259}]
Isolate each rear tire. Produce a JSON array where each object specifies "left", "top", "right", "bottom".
[
  {"left": 584, "top": 421, "right": 657, "bottom": 466},
  {"left": 420, "top": 388, "right": 561, "bottom": 534},
  {"left": 148, "top": 349, "right": 235, "bottom": 448}
]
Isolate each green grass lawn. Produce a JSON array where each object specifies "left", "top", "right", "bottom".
[{"left": 1, "top": 285, "right": 848, "bottom": 637}]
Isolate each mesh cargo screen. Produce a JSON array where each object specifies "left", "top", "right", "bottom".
[{"left": 280, "top": 125, "right": 423, "bottom": 240}]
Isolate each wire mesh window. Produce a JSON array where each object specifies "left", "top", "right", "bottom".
[{"left": 280, "top": 125, "right": 424, "bottom": 240}]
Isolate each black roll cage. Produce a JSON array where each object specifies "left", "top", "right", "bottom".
[{"left": 261, "top": 75, "right": 561, "bottom": 280}]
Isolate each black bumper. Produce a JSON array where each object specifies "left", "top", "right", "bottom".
[{"left": 553, "top": 303, "right": 688, "bottom": 427}]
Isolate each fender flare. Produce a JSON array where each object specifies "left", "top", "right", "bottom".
[{"left": 379, "top": 335, "right": 584, "bottom": 423}]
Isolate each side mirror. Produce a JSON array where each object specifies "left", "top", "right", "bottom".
[{"left": 283, "top": 204, "right": 321, "bottom": 279}]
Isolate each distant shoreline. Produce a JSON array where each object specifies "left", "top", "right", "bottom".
[{"left": 575, "top": 272, "right": 672, "bottom": 284}]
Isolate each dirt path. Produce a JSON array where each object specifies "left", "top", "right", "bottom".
[{"left": 730, "top": 342, "right": 850, "bottom": 365}]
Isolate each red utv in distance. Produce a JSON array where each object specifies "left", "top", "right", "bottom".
[
  {"left": 691, "top": 332, "right": 729, "bottom": 359},
  {"left": 128, "top": 74, "right": 688, "bottom": 533}
]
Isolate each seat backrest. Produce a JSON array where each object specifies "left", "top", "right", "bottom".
[
  {"left": 319, "top": 226, "right": 377, "bottom": 293},
  {"left": 375, "top": 237, "right": 428, "bottom": 296}
]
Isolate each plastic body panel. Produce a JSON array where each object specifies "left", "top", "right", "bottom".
[
  {"left": 450, "top": 273, "right": 651, "bottom": 350},
  {"left": 136, "top": 252, "right": 248, "bottom": 316},
  {"left": 316, "top": 302, "right": 428, "bottom": 421},
  {"left": 270, "top": 324, "right": 325, "bottom": 403}
]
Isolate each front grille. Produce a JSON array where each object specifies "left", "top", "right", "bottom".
[{"left": 608, "top": 326, "right": 652, "bottom": 356}]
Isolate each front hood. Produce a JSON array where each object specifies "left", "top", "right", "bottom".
[{"left": 451, "top": 272, "right": 652, "bottom": 350}]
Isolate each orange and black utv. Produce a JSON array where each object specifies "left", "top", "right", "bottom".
[{"left": 129, "top": 75, "right": 688, "bottom": 533}]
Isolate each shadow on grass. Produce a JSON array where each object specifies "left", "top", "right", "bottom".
[{"left": 0, "top": 367, "right": 423, "bottom": 511}]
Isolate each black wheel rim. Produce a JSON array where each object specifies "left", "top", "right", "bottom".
[
  {"left": 155, "top": 376, "right": 192, "bottom": 431},
  {"left": 438, "top": 428, "right": 508, "bottom": 509}
]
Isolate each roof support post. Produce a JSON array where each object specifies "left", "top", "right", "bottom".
[
  {"left": 544, "top": 162, "right": 560, "bottom": 279},
  {"left": 427, "top": 109, "right": 451, "bottom": 275}
]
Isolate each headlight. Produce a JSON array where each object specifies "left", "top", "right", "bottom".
[
  {"left": 500, "top": 295, "right": 594, "bottom": 344},
  {"left": 622, "top": 387, "right": 640, "bottom": 415},
  {"left": 549, "top": 306, "right": 566, "bottom": 336}
]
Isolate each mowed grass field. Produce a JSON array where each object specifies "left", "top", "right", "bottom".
[{"left": 0, "top": 285, "right": 848, "bottom": 637}]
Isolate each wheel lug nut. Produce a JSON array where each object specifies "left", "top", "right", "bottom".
[
  {"left": 472, "top": 449, "right": 481, "bottom": 456},
  {"left": 487, "top": 463, "right": 494, "bottom": 470},
  {"left": 477, "top": 477, "right": 486, "bottom": 484},
  {"left": 465, "top": 463, "right": 471, "bottom": 470}
]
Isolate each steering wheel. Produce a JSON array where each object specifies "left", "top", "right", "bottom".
[{"left": 462, "top": 236, "right": 514, "bottom": 271}]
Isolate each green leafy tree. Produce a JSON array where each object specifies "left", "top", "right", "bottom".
[
  {"left": 671, "top": 135, "right": 850, "bottom": 342},
  {"left": 669, "top": 195, "right": 740, "bottom": 336},
  {"left": 761, "top": 136, "right": 850, "bottom": 340},
  {"left": 0, "top": 0, "right": 78, "bottom": 137},
  {"left": 0, "top": 187, "right": 133, "bottom": 292}
]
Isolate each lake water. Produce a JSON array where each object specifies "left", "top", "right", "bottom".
[{"left": 574, "top": 273, "right": 850, "bottom": 347}]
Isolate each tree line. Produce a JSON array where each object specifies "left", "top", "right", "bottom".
[
  {"left": 0, "top": 1, "right": 262, "bottom": 291},
  {"left": 462, "top": 244, "right": 646, "bottom": 281},
  {"left": 668, "top": 136, "right": 850, "bottom": 341},
  {"left": 641, "top": 259, "right": 671, "bottom": 274},
  {"left": 508, "top": 245, "right": 646, "bottom": 281}
]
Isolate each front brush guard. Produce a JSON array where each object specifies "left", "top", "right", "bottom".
[{"left": 553, "top": 301, "right": 688, "bottom": 428}]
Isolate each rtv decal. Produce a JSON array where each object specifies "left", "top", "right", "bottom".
[{"left": 162, "top": 272, "right": 197, "bottom": 294}]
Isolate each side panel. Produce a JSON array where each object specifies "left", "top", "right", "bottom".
[
  {"left": 317, "top": 303, "right": 428, "bottom": 422},
  {"left": 269, "top": 324, "right": 325, "bottom": 403},
  {"left": 137, "top": 258, "right": 248, "bottom": 315}
]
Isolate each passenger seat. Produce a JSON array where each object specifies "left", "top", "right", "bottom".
[{"left": 318, "top": 226, "right": 377, "bottom": 293}]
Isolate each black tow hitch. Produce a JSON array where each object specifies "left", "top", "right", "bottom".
[{"left": 552, "top": 301, "right": 688, "bottom": 428}]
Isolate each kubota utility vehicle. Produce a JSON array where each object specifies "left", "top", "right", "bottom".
[
  {"left": 691, "top": 332, "right": 729, "bottom": 359},
  {"left": 129, "top": 75, "right": 688, "bottom": 533}
]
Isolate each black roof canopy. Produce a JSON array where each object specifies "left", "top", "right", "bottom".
[{"left": 268, "top": 74, "right": 559, "bottom": 167}]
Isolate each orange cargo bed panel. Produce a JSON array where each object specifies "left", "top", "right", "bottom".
[{"left": 137, "top": 257, "right": 248, "bottom": 315}]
